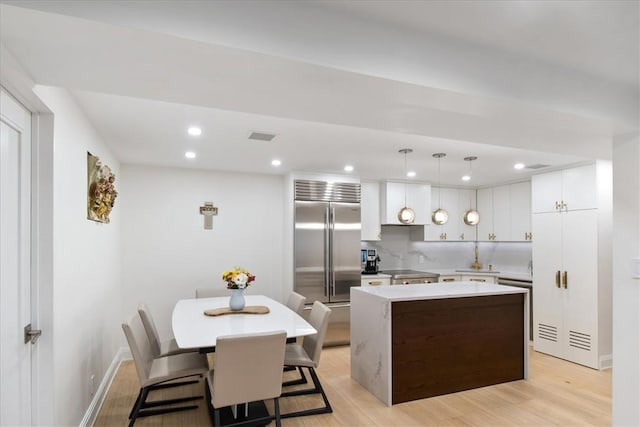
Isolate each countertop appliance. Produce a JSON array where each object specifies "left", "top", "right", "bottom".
[
  {"left": 294, "top": 179, "right": 361, "bottom": 346},
  {"left": 497, "top": 276, "right": 533, "bottom": 339},
  {"left": 381, "top": 269, "right": 440, "bottom": 285},
  {"left": 361, "top": 249, "right": 380, "bottom": 274}
]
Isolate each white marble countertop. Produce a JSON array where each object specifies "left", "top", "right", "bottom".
[{"left": 351, "top": 281, "right": 528, "bottom": 302}]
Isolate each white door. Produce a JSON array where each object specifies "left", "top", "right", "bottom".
[
  {"left": 532, "top": 212, "right": 564, "bottom": 358},
  {"left": 1, "top": 88, "right": 33, "bottom": 426},
  {"left": 562, "top": 209, "right": 599, "bottom": 368}
]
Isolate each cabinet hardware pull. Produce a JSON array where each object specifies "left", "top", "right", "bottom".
[
  {"left": 442, "top": 278, "right": 455, "bottom": 282},
  {"left": 368, "top": 281, "right": 382, "bottom": 286},
  {"left": 470, "top": 278, "right": 486, "bottom": 282},
  {"left": 562, "top": 271, "right": 568, "bottom": 289},
  {"left": 555, "top": 271, "right": 561, "bottom": 288},
  {"left": 562, "top": 201, "right": 568, "bottom": 211},
  {"left": 460, "top": 233, "right": 464, "bottom": 240}
]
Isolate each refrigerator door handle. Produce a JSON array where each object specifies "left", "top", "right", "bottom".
[
  {"left": 324, "top": 205, "right": 330, "bottom": 298},
  {"left": 330, "top": 206, "right": 336, "bottom": 298}
]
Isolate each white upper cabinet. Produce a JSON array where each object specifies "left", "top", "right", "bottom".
[
  {"left": 458, "top": 189, "right": 477, "bottom": 241},
  {"left": 380, "top": 181, "right": 431, "bottom": 225},
  {"left": 478, "top": 182, "right": 531, "bottom": 241},
  {"left": 532, "top": 164, "right": 597, "bottom": 213},
  {"left": 510, "top": 181, "right": 532, "bottom": 241},
  {"left": 411, "top": 187, "right": 477, "bottom": 241},
  {"left": 361, "top": 181, "right": 382, "bottom": 241}
]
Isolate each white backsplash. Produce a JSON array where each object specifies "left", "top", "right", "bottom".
[{"left": 362, "top": 226, "right": 532, "bottom": 274}]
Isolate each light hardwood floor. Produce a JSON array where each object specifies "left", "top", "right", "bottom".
[{"left": 94, "top": 346, "right": 611, "bottom": 426}]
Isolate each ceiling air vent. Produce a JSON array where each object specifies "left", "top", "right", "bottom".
[
  {"left": 526, "top": 164, "right": 550, "bottom": 170},
  {"left": 248, "top": 131, "right": 277, "bottom": 142}
]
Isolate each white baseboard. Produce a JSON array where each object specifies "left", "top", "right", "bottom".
[
  {"left": 80, "top": 347, "right": 131, "bottom": 427},
  {"left": 599, "top": 354, "right": 613, "bottom": 370}
]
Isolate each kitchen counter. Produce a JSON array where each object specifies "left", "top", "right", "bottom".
[
  {"left": 354, "top": 281, "right": 527, "bottom": 301},
  {"left": 351, "top": 282, "right": 529, "bottom": 406}
]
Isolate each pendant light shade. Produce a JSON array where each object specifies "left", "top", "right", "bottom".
[
  {"left": 431, "top": 153, "right": 448, "bottom": 225},
  {"left": 398, "top": 207, "right": 416, "bottom": 224},
  {"left": 462, "top": 156, "right": 480, "bottom": 226},
  {"left": 397, "top": 148, "right": 415, "bottom": 224}
]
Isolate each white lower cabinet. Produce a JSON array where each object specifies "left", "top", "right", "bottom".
[
  {"left": 461, "top": 275, "right": 495, "bottom": 284},
  {"left": 438, "top": 274, "right": 495, "bottom": 283},
  {"left": 532, "top": 209, "right": 606, "bottom": 369},
  {"left": 360, "top": 276, "right": 390, "bottom": 286}
]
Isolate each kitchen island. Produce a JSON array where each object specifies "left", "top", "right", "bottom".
[{"left": 351, "top": 282, "right": 529, "bottom": 406}]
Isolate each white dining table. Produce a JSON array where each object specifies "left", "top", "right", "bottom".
[{"left": 172, "top": 295, "right": 316, "bottom": 351}]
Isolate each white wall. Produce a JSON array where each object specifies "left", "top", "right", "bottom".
[
  {"left": 119, "top": 165, "right": 285, "bottom": 341},
  {"left": 32, "top": 86, "right": 122, "bottom": 426},
  {"left": 612, "top": 132, "right": 640, "bottom": 426}
]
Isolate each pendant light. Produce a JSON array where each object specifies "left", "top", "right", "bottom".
[
  {"left": 397, "top": 148, "right": 415, "bottom": 224},
  {"left": 463, "top": 156, "right": 480, "bottom": 226},
  {"left": 431, "top": 153, "right": 448, "bottom": 225}
]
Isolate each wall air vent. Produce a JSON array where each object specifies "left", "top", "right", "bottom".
[
  {"left": 569, "top": 330, "right": 592, "bottom": 351},
  {"left": 248, "top": 131, "right": 277, "bottom": 142},
  {"left": 538, "top": 323, "right": 558, "bottom": 342},
  {"left": 526, "top": 164, "right": 550, "bottom": 170}
]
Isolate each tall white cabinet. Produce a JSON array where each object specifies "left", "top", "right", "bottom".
[
  {"left": 361, "top": 181, "right": 382, "bottom": 241},
  {"left": 531, "top": 162, "right": 612, "bottom": 369}
]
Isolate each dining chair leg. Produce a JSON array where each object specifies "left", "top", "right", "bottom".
[
  {"left": 274, "top": 398, "right": 281, "bottom": 427},
  {"left": 214, "top": 408, "right": 221, "bottom": 427},
  {"left": 280, "top": 367, "right": 333, "bottom": 419},
  {"left": 282, "top": 366, "right": 308, "bottom": 387},
  {"left": 129, "top": 385, "right": 203, "bottom": 426}
]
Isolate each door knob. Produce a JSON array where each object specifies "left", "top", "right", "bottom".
[{"left": 24, "top": 323, "right": 42, "bottom": 344}]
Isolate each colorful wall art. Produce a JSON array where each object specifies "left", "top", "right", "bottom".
[{"left": 87, "top": 152, "right": 118, "bottom": 223}]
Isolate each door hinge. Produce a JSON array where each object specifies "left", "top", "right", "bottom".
[{"left": 24, "top": 323, "right": 42, "bottom": 344}]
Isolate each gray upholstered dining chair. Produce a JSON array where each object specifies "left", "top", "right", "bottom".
[
  {"left": 138, "top": 303, "right": 198, "bottom": 357},
  {"left": 285, "top": 291, "right": 306, "bottom": 315},
  {"left": 122, "top": 313, "right": 210, "bottom": 426},
  {"left": 206, "top": 330, "right": 287, "bottom": 427},
  {"left": 280, "top": 300, "right": 332, "bottom": 418}
]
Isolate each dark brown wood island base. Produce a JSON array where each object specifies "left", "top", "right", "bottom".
[{"left": 391, "top": 293, "right": 525, "bottom": 404}]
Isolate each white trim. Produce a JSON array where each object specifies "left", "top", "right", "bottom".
[
  {"left": 599, "top": 354, "right": 613, "bottom": 370},
  {"left": 79, "top": 347, "right": 130, "bottom": 427}
]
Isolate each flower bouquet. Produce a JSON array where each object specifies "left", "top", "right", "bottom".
[{"left": 222, "top": 267, "right": 255, "bottom": 290}]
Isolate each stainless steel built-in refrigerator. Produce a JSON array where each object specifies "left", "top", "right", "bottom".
[{"left": 294, "top": 180, "right": 361, "bottom": 345}]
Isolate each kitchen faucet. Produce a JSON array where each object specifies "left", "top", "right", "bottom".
[{"left": 471, "top": 245, "right": 482, "bottom": 271}]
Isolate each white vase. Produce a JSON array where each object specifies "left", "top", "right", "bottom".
[{"left": 229, "top": 289, "right": 245, "bottom": 311}]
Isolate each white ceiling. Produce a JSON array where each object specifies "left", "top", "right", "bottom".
[{"left": 1, "top": 1, "right": 637, "bottom": 186}]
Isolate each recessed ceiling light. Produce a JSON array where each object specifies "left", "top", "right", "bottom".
[
  {"left": 344, "top": 165, "right": 354, "bottom": 172},
  {"left": 462, "top": 175, "right": 471, "bottom": 181},
  {"left": 514, "top": 163, "right": 525, "bottom": 170},
  {"left": 271, "top": 159, "right": 282, "bottom": 167},
  {"left": 185, "top": 151, "right": 196, "bottom": 159},
  {"left": 187, "top": 126, "right": 202, "bottom": 136},
  {"left": 406, "top": 171, "right": 416, "bottom": 178}
]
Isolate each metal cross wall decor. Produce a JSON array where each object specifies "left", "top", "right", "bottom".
[{"left": 199, "top": 202, "right": 218, "bottom": 230}]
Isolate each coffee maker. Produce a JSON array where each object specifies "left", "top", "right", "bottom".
[{"left": 361, "top": 249, "right": 380, "bottom": 274}]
